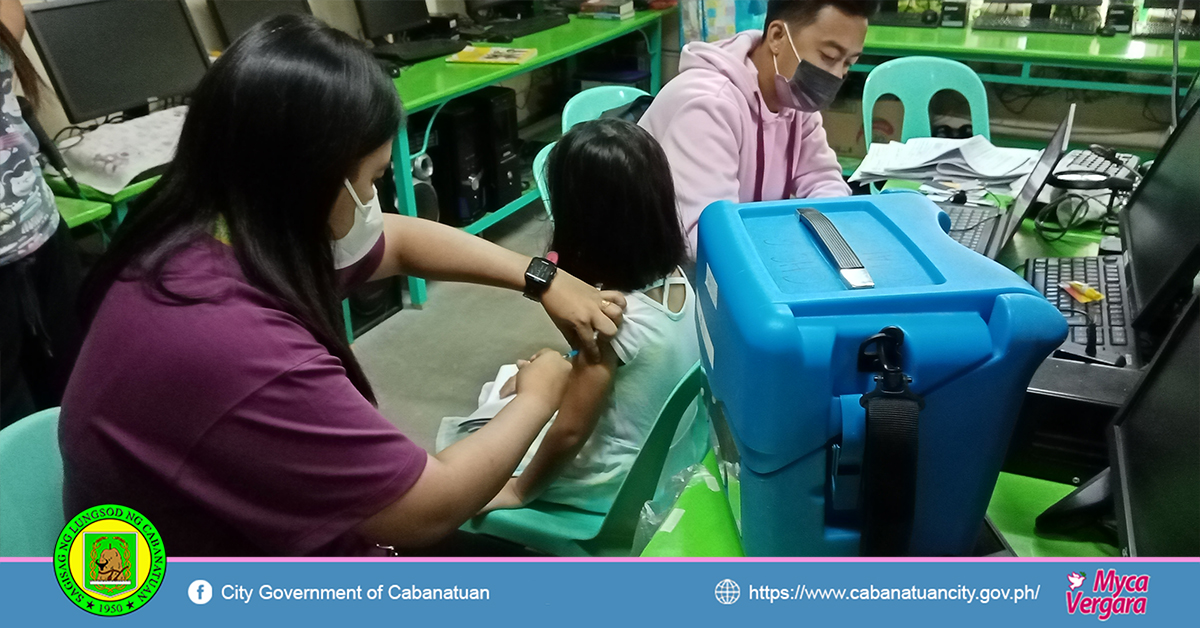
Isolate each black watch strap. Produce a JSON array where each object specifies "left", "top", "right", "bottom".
[{"left": 523, "top": 257, "right": 557, "bottom": 302}]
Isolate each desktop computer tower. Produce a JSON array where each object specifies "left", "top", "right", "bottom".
[
  {"left": 347, "top": 277, "right": 402, "bottom": 338},
  {"left": 1003, "top": 357, "right": 1141, "bottom": 486},
  {"left": 428, "top": 100, "right": 486, "bottom": 227},
  {"left": 469, "top": 86, "right": 523, "bottom": 211},
  {"left": 346, "top": 168, "right": 403, "bottom": 337}
]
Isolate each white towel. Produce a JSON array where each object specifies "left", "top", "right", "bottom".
[{"left": 435, "top": 364, "right": 554, "bottom": 476}]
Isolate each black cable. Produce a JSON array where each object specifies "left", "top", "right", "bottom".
[
  {"left": 1060, "top": 305, "right": 1100, "bottom": 357},
  {"left": 1034, "top": 192, "right": 1093, "bottom": 242},
  {"left": 1061, "top": 307, "right": 1093, "bottom": 326},
  {"left": 52, "top": 126, "right": 87, "bottom": 143}
]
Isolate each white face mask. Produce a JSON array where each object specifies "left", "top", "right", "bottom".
[{"left": 333, "top": 179, "right": 385, "bottom": 270}]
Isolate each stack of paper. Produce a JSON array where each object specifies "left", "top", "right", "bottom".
[{"left": 849, "top": 136, "right": 1041, "bottom": 186}]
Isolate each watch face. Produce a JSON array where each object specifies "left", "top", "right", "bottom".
[{"left": 528, "top": 259, "right": 556, "bottom": 283}]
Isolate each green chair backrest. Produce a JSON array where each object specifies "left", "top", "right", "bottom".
[
  {"left": 862, "top": 56, "right": 991, "bottom": 147},
  {"left": 586, "top": 361, "right": 706, "bottom": 551},
  {"left": 561, "top": 85, "right": 650, "bottom": 133},
  {"left": 533, "top": 141, "right": 555, "bottom": 218},
  {"left": 0, "top": 408, "right": 64, "bottom": 557}
]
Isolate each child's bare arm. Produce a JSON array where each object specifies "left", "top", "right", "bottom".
[{"left": 489, "top": 344, "right": 618, "bottom": 510}]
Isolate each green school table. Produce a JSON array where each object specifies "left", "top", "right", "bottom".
[
  {"left": 855, "top": 24, "right": 1200, "bottom": 96},
  {"left": 389, "top": 10, "right": 674, "bottom": 311}
]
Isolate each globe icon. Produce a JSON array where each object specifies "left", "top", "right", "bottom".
[{"left": 714, "top": 579, "right": 740, "bottom": 605}]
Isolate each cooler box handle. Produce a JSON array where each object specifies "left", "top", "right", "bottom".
[{"left": 796, "top": 208, "right": 874, "bottom": 289}]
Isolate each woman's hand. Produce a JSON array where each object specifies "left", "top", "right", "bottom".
[
  {"left": 478, "top": 478, "right": 527, "bottom": 514},
  {"left": 511, "top": 349, "right": 572, "bottom": 415},
  {"left": 541, "top": 270, "right": 626, "bottom": 364}
]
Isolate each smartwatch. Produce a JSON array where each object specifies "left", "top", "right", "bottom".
[{"left": 523, "top": 257, "right": 557, "bottom": 302}]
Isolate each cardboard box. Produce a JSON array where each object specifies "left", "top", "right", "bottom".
[{"left": 822, "top": 98, "right": 905, "bottom": 160}]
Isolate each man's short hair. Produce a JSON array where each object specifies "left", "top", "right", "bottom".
[{"left": 764, "top": 1, "right": 880, "bottom": 30}]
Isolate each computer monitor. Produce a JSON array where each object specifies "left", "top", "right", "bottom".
[
  {"left": 1121, "top": 104, "right": 1200, "bottom": 328},
  {"left": 354, "top": 0, "right": 430, "bottom": 40},
  {"left": 209, "top": 0, "right": 311, "bottom": 46},
  {"left": 25, "top": 0, "right": 209, "bottom": 124},
  {"left": 981, "top": 0, "right": 1103, "bottom": 5},
  {"left": 1110, "top": 297, "right": 1199, "bottom": 556},
  {"left": 1143, "top": 0, "right": 1200, "bottom": 9},
  {"left": 993, "top": 104, "right": 1075, "bottom": 249},
  {"left": 1016, "top": 105, "right": 1073, "bottom": 216}
]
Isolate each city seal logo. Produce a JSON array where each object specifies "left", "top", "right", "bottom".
[{"left": 54, "top": 505, "right": 165, "bottom": 616}]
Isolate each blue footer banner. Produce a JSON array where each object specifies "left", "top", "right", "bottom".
[{"left": 1, "top": 559, "right": 1197, "bottom": 626}]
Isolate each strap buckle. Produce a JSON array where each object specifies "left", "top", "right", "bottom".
[{"left": 857, "top": 326, "right": 925, "bottom": 409}]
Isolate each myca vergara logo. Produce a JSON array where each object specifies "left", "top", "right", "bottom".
[
  {"left": 54, "top": 504, "right": 166, "bottom": 616},
  {"left": 1065, "top": 569, "right": 1149, "bottom": 621}
]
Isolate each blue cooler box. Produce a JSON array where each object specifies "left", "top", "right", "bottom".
[{"left": 696, "top": 193, "right": 1067, "bottom": 556}]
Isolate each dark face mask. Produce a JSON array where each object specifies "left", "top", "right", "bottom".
[{"left": 772, "top": 25, "right": 845, "bottom": 112}]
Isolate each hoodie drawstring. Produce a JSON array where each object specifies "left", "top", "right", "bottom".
[{"left": 754, "top": 96, "right": 798, "bottom": 202}]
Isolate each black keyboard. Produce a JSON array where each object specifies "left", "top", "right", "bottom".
[
  {"left": 943, "top": 205, "right": 1000, "bottom": 252},
  {"left": 870, "top": 12, "right": 939, "bottom": 28},
  {"left": 479, "top": 14, "right": 570, "bottom": 42},
  {"left": 1026, "top": 256, "right": 1132, "bottom": 351},
  {"left": 1133, "top": 21, "right": 1200, "bottom": 40},
  {"left": 972, "top": 14, "right": 1100, "bottom": 35},
  {"left": 372, "top": 38, "right": 467, "bottom": 64},
  {"left": 1057, "top": 149, "right": 1138, "bottom": 178}
]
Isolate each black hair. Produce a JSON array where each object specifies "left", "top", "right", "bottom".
[
  {"left": 0, "top": 21, "right": 42, "bottom": 107},
  {"left": 546, "top": 119, "right": 685, "bottom": 293},
  {"left": 80, "top": 14, "right": 401, "bottom": 404},
  {"left": 764, "top": 0, "right": 879, "bottom": 30}
]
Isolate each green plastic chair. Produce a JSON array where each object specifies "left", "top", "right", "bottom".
[
  {"left": 533, "top": 141, "right": 555, "bottom": 218},
  {"left": 0, "top": 408, "right": 64, "bottom": 557},
  {"left": 461, "top": 361, "right": 708, "bottom": 556},
  {"left": 862, "top": 56, "right": 991, "bottom": 147},
  {"left": 561, "top": 85, "right": 650, "bottom": 132}
]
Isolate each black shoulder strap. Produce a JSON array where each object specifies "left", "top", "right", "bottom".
[{"left": 857, "top": 327, "right": 924, "bottom": 556}]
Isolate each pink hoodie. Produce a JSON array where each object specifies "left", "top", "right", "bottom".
[{"left": 639, "top": 30, "right": 851, "bottom": 258}]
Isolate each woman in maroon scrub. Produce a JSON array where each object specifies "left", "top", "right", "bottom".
[{"left": 59, "top": 15, "right": 625, "bottom": 556}]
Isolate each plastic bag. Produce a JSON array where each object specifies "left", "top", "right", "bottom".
[{"left": 630, "top": 462, "right": 711, "bottom": 556}]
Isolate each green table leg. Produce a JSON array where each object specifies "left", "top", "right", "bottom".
[
  {"left": 342, "top": 299, "right": 354, "bottom": 344},
  {"left": 648, "top": 18, "right": 663, "bottom": 94},
  {"left": 392, "top": 122, "right": 427, "bottom": 307}
]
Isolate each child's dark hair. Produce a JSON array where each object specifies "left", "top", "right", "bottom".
[{"left": 546, "top": 118, "right": 685, "bottom": 293}]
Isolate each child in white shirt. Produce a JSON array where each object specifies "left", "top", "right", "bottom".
[{"left": 479, "top": 119, "right": 705, "bottom": 513}]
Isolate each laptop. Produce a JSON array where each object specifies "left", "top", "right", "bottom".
[
  {"left": 940, "top": 104, "right": 1075, "bottom": 260},
  {"left": 1024, "top": 103, "right": 1200, "bottom": 368}
]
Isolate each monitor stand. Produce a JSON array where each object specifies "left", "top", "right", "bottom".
[{"left": 1034, "top": 467, "right": 1119, "bottom": 546}]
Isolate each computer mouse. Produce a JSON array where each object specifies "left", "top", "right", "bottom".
[
  {"left": 921, "top": 9, "right": 940, "bottom": 25},
  {"left": 488, "top": 34, "right": 514, "bottom": 44},
  {"left": 1098, "top": 25, "right": 1116, "bottom": 37},
  {"left": 375, "top": 59, "right": 400, "bottom": 79}
]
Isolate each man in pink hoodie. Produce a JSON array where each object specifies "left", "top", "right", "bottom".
[{"left": 640, "top": 0, "right": 877, "bottom": 259}]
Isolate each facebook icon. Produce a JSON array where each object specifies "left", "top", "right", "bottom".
[{"left": 188, "top": 579, "right": 213, "bottom": 605}]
